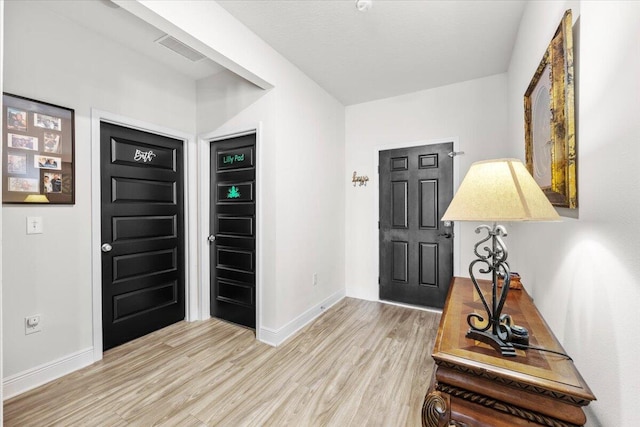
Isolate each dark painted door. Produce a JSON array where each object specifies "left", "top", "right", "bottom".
[
  {"left": 100, "top": 122, "right": 185, "bottom": 350},
  {"left": 210, "top": 133, "right": 256, "bottom": 328},
  {"left": 379, "top": 142, "right": 454, "bottom": 309}
]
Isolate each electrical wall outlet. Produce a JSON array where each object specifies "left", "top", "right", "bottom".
[
  {"left": 25, "top": 314, "right": 42, "bottom": 335},
  {"left": 26, "top": 216, "right": 44, "bottom": 234}
]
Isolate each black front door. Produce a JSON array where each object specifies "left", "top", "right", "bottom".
[
  {"left": 100, "top": 122, "right": 185, "bottom": 350},
  {"left": 210, "top": 133, "right": 256, "bottom": 328},
  {"left": 379, "top": 142, "right": 454, "bottom": 309}
]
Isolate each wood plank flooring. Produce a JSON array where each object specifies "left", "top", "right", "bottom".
[{"left": 3, "top": 298, "right": 440, "bottom": 426}]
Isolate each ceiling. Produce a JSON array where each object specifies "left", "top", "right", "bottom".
[
  {"left": 41, "top": 0, "right": 225, "bottom": 80},
  {"left": 217, "top": 0, "right": 527, "bottom": 105},
  {"left": 41, "top": 0, "right": 526, "bottom": 106}
]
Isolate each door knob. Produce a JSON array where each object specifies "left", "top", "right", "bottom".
[
  {"left": 207, "top": 235, "right": 216, "bottom": 243},
  {"left": 101, "top": 243, "right": 113, "bottom": 253}
]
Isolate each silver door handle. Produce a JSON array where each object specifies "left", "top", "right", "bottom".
[
  {"left": 101, "top": 243, "right": 113, "bottom": 253},
  {"left": 207, "top": 235, "right": 216, "bottom": 243},
  {"left": 438, "top": 233, "right": 452, "bottom": 239}
]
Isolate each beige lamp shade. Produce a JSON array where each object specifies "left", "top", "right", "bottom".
[
  {"left": 24, "top": 194, "right": 50, "bottom": 203},
  {"left": 442, "top": 158, "right": 560, "bottom": 222}
]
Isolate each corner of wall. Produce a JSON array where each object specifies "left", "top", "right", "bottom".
[
  {"left": 259, "top": 289, "right": 345, "bottom": 347},
  {"left": 3, "top": 347, "right": 94, "bottom": 401},
  {"left": 506, "top": 2, "right": 640, "bottom": 426},
  {"left": 1, "top": 0, "right": 5, "bottom": 418}
]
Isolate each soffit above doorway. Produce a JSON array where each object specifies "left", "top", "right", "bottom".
[{"left": 40, "top": 0, "right": 226, "bottom": 81}]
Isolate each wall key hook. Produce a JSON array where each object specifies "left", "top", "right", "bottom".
[{"left": 352, "top": 171, "right": 369, "bottom": 187}]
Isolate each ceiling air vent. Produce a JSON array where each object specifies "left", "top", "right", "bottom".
[{"left": 155, "top": 35, "right": 205, "bottom": 62}]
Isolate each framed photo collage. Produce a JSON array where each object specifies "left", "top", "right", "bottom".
[{"left": 3, "top": 93, "right": 75, "bottom": 204}]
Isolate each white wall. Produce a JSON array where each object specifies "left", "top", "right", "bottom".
[
  {"left": 1, "top": 0, "right": 5, "bottom": 418},
  {"left": 7, "top": 3, "right": 634, "bottom": 425},
  {"left": 2, "top": 0, "right": 346, "bottom": 398},
  {"left": 344, "top": 74, "right": 509, "bottom": 301},
  {"left": 2, "top": 0, "right": 196, "bottom": 380},
  {"left": 3, "top": 0, "right": 347, "bottom": 395},
  {"left": 506, "top": 1, "right": 640, "bottom": 426},
  {"left": 133, "top": 0, "right": 346, "bottom": 331},
  {"left": 197, "top": 72, "right": 280, "bottom": 327},
  {"left": 193, "top": 9, "right": 346, "bottom": 332}
]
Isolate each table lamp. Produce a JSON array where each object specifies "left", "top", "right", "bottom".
[{"left": 441, "top": 158, "right": 560, "bottom": 356}]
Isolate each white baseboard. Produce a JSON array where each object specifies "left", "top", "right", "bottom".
[
  {"left": 259, "top": 289, "right": 345, "bottom": 347},
  {"left": 3, "top": 290, "right": 344, "bottom": 398},
  {"left": 3, "top": 347, "right": 94, "bottom": 400}
]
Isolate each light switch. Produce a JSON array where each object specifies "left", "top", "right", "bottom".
[{"left": 26, "top": 216, "right": 44, "bottom": 234}]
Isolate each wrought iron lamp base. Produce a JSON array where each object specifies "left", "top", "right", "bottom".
[
  {"left": 466, "top": 329, "right": 517, "bottom": 357},
  {"left": 466, "top": 318, "right": 530, "bottom": 357},
  {"left": 465, "top": 223, "right": 531, "bottom": 358}
]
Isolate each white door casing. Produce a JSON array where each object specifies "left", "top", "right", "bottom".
[{"left": 90, "top": 109, "right": 198, "bottom": 362}]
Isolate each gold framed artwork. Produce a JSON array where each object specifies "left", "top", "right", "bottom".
[
  {"left": 524, "top": 9, "right": 576, "bottom": 209},
  {"left": 2, "top": 93, "right": 75, "bottom": 204}
]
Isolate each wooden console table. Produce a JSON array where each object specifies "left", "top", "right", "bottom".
[{"left": 422, "top": 277, "right": 595, "bottom": 427}]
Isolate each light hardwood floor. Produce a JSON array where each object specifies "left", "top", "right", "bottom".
[{"left": 4, "top": 298, "right": 440, "bottom": 426}]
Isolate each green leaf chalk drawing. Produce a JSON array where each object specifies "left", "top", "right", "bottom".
[{"left": 227, "top": 186, "right": 241, "bottom": 199}]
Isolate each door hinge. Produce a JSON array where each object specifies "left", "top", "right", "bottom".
[
  {"left": 378, "top": 277, "right": 380, "bottom": 284},
  {"left": 378, "top": 221, "right": 380, "bottom": 229}
]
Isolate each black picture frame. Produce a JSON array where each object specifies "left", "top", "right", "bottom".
[{"left": 3, "top": 93, "right": 75, "bottom": 204}]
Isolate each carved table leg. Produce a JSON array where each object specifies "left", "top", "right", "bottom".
[{"left": 422, "top": 390, "right": 449, "bottom": 427}]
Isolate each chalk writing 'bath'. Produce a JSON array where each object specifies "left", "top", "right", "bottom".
[{"left": 134, "top": 149, "right": 157, "bottom": 163}]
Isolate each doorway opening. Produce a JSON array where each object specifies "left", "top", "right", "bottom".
[
  {"left": 209, "top": 132, "right": 258, "bottom": 329},
  {"left": 378, "top": 141, "right": 456, "bottom": 309},
  {"left": 91, "top": 110, "right": 197, "bottom": 359},
  {"left": 99, "top": 122, "right": 186, "bottom": 350}
]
